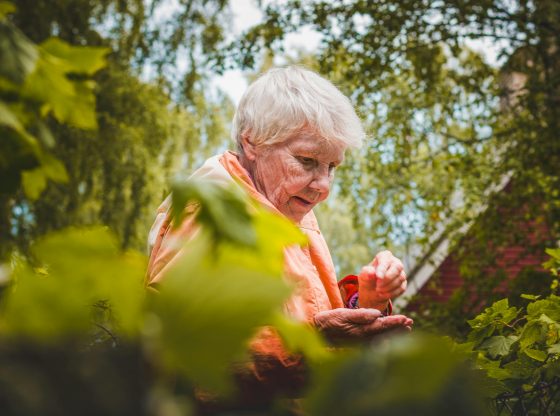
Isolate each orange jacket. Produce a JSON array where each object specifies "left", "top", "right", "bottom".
[{"left": 146, "top": 151, "right": 346, "bottom": 400}]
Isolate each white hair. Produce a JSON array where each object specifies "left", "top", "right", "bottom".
[{"left": 232, "top": 66, "right": 364, "bottom": 151}]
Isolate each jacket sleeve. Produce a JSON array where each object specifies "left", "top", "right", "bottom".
[{"left": 145, "top": 202, "right": 200, "bottom": 287}]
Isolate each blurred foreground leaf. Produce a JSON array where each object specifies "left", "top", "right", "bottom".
[
  {"left": 304, "top": 333, "right": 487, "bottom": 416},
  {"left": 171, "top": 180, "right": 257, "bottom": 247},
  {"left": 0, "top": 227, "right": 146, "bottom": 341},
  {"left": 150, "top": 197, "right": 306, "bottom": 394}
]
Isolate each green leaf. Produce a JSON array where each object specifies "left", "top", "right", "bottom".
[
  {"left": 0, "top": 20, "right": 38, "bottom": 84},
  {"left": 151, "top": 233, "right": 292, "bottom": 394},
  {"left": 503, "top": 354, "right": 537, "bottom": 380},
  {"left": 521, "top": 294, "right": 540, "bottom": 300},
  {"left": 524, "top": 348, "right": 547, "bottom": 362},
  {"left": 520, "top": 320, "right": 546, "bottom": 349},
  {"left": 467, "top": 298, "right": 520, "bottom": 344},
  {"left": 22, "top": 47, "right": 102, "bottom": 129},
  {"left": 20, "top": 153, "right": 67, "bottom": 199},
  {"left": 545, "top": 248, "right": 560, "bottom": 260},
  {"left": 480, "top": 335, "right": 516, "bottom": 358},
  {"left": 0, "top": 101, "right": 25, "bottom": 132},
  {"left": 471, "top": 369, "right": 509, "bottom": 398},
  {"left": 0, "top": 227, "right": 146, "bottom": 341},
  {"left": 451, "top": 340, "right": 476, "bottom": 357},
  {"left": 477, "top": 355, "right": 512, "bottom": 381},
  {"left": 492, "top": 299, "right": 510, "bottom": 313},
  {"left": 40, "top": 38, "right": 109, "bottom": 75},
  {"left": 527, "top": 296, "right": 560, "bottom": 321},
  {"left": 538, "top": 313, "right": 558, "bottom": 326}
]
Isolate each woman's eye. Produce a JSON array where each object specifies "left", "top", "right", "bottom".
[
  {"left": 328, "top": 163, "right": 336, "bottom": 175},
  {"left": 298, "top": 157, "right": 316, "bottom": 167}
]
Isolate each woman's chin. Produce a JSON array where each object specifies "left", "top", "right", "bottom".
[{"left": 283, "top": 197, "right": 316, "bottom": 222}]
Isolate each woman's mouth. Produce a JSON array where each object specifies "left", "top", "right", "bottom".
[{"left": 292, "top": 196, "right": 313, "bottom": 207}]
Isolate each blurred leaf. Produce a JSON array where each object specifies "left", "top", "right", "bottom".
[
  {"left": 0, "top": 20, "right": 38, "bottom": 84},
  {"left": 545, "top": 248, "right": 560, "bottom": 260},
  {"left": 0, "top": 101, "right": 24, "bottom": 132},
  {"left": 150, "top": 199, "right": 304, "bottom": 393},
  {"left": 0, "top": 227, "right": 146, "bottom": 341},
  {"left": 171, "top": 180, "right": 256, "bottom": 247},
  {"left": 40, "top": 152, "right": 68, "bottom": 182},
  {"left": 521, "top": 294, "right": 540, "bottom": 300},
  {"left": 40, "top": 38, "right": 109, "bottom": 75},
  {"left": 548, "top": 343, "right": 560, "bottom": 354},
  {"left": 23, "top": 55, "right": 98, "bottom": 129},
  {"left": 21, "top": 153, "right": 67, "bottom": 200},
  {"left": 305, "top": 333, "right": 485, "bottom": 416},
  {"left": 21, "top": 167, "right": 46, "bottom": 200}
]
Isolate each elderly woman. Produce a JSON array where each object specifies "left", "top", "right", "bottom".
[{"left": 146, "top": 66, "right": 412, "bottom": 401}]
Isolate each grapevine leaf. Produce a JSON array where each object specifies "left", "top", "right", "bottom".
[
  {"left": 480, "top": 335, "right": 516, "bottom": 358},
  {"left": 527, "top": 296, "right": 560, "bottom": 321},
  {"left": 519, "top": 320, "right": 546, "bottom": 350}
]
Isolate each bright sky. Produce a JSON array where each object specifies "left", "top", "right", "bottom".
[
  {"left": 213, "top": 0, "right": 322, "bottom": 105},
  {"left": 215, "top": 1, "right": 504, "bottom": 105}
]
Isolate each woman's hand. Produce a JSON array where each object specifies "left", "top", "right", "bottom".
[
  {"left": 313, "top": 308, "right": 413, "bottom": 344},
  {"left": 358, "top": 250, "right": 407, "bottom": 310}
]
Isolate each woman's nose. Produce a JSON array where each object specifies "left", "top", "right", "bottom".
[{"left": 309, "top": 169, "right": 332, "bottom": 193}]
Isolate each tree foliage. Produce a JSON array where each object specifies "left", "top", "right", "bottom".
[
  {"left": 224, "top": 0, "right": 560, "bottom": 332},
  {"left": 0, "top": 2, "right": 108, "bottom": 258},
  {"left": 2, "top": 0, "right": 235, "bottom": 256}
]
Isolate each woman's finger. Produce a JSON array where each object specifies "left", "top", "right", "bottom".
[
  {"left": 377, "top": 270, "right": 406, "bottom": 293},
  {"left": 372, "top": 250, "right": 393, "bottom": 278},
  {"left": 363, "top": 315, "right": 412, "bottom": 335}
]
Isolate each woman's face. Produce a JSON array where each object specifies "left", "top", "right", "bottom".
[{"left": 247, "top": 131, "right": 346, "bottom": 222}]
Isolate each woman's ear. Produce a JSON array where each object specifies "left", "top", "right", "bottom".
[{"left": 241, "top": 133, "right": 258, "bottom": 161}]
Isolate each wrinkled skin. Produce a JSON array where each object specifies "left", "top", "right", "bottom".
[{"left": 240, "top": 130, "right": 345, "bottom": 223}]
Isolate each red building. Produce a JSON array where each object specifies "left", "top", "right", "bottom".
[{"left": 396, "top": 180, "right": 553, "bottom": 312}]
